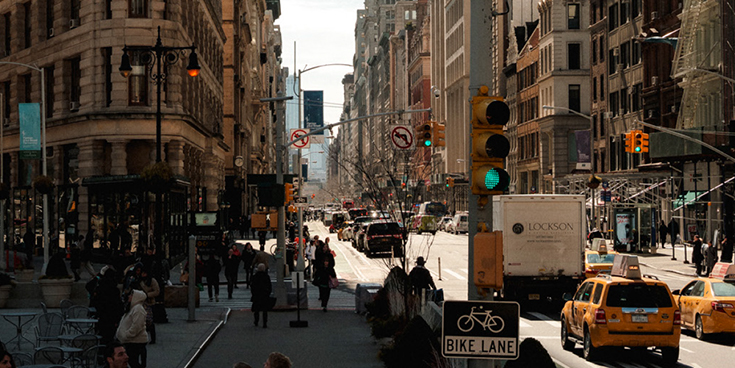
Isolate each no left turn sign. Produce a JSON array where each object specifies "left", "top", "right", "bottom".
[
  {"left": 290, "top": 129, "right": 310, "bottom": 149},
  {"left": 390, "top": 125, "right": 413, "bottom": 150}
]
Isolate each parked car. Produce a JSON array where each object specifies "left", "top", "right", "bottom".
[
  {"left": 560, "top": 255, "right": 680, "bottom": 364},
  {"left": 446, "top": 212, "right": 468, "bottom": 234},
  {"left": 438, "top": 216, "right": 453, "bottom": 232},
  {"left": 363, "top": 221, "right": 404, "bottom": 257},
  {"left": 672, "top": 263, "right": 735, "bottom": 340}
]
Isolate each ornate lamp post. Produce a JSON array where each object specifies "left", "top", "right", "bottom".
[{"left": 118, "top": 26, "right": 200, "bottom": 255}]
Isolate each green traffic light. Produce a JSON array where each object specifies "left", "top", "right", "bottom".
[
  {"left": 485, "top": 169, "right": 501, "bottom": 189},
  {"left": 424, "top": 140, "right": 432, "bottom": 147},
  {"left": 635, "top": 146, "right": 641, "bottom": 153}
]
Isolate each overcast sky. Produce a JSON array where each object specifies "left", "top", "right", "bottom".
[{"left": 277, "top": 0, "right": 363, "bottom": 130}]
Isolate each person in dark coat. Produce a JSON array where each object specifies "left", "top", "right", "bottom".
[
  {"left": 258, "top": 231, "right": 267, "bottom": 249},
  {"left": 250, "top": 263, "right": 272, "bottom": 328},
  {"left": 668, "top": 219, "right": 680, "bottom": 245},
  {"left": 658, "top": 220, "right": 669, "bottom": 248},
  {"left": 690, "top": 235, "right": 704, "bottom": 276},
  {"left": 87, "top": 266, "right": 124, "bottom": 345},
  {"left": 721, "top": 235, "right": 734, "bottom": 263},
  {"left": 69, "top": 240, "right": 82, "bottom": 281},
  {"left": 312, "top": 258, "right": 337, "bottom": 312},
  {"left": 204, "top": 255, "right": 222, "bottom": 302},
  {"left": 409, "top": 256, "right": 436, "bottom": 296},
  {"left": 224, "top": 248, "right": 240, "bottom": 299},
  {"left": 241, "top": 242, "right": 257, "bottom": 288}
]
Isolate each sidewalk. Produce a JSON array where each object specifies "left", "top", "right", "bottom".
[{"left": 620, "top": 241, "right": 705, "bottom": 277}]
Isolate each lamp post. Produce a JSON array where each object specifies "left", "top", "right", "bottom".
[
  {"left": 0, "top": 62, "right": 48, "bottom": 270},
  {"left": 119, "top": 26, "right": 200, "bottom": 256}
]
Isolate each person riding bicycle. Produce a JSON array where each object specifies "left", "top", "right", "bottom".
[{"left": 409, "top": 256, "right": 436, "bottom": 296}]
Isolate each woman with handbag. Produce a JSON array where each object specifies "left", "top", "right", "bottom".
[
  {"left": 251, "top": 263, "right": 272, "bottom": 328},
  {"left": 312, "top": 258, "right": 337, "bottom": 312},
  {"left": 139, "top": 268, "right": 159, "bottom": 344}
]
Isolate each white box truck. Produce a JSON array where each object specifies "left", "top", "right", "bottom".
[{"left": 492, "top": 195, "right": 586, "bottom": 305}]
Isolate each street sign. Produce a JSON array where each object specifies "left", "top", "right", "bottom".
[
  {"left": 293, "top": 197, "right": 309, "bottom": 208},
  {"left": 442, "top": 300, "right": 520, "bottom": 360},
  {"left": 390, "top": 125, "right": 414, "bottom": 150},
  {"left": 290, "top": 128, "right": 310, "bottom": 149}
]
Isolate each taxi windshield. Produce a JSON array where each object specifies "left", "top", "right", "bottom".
[
  {"left": 587, "top": 253, "right": 616, "bottom": 264},
  {"left": 712, "top": 282, "right": 735, "bottom": 297}
]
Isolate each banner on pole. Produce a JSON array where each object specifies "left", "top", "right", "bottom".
[{"left": 19, "top": 103, "right": 41, "bottom": 160}]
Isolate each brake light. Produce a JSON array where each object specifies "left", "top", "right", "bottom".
[
  {"left": 594, "top": 309, "right": 606, "bottom": 324},
  {"left": 585, "top": 268, "right": 599, "bottom": 275},
  {"left": 673, "top": 310, "right": 681, "bottom": 325},
  {"left": 711, "top": 301, "right": 734, "bottom": 312},
  {"left": 392, "top": 234, "right": 402, "bottom": 239}
]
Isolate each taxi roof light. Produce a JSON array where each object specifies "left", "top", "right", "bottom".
[{"left": 611, "top": 255, "right": 642, "bottom": 279}]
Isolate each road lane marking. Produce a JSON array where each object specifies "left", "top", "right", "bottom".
[
  {"left": 528, "top": 312, "right": 559, "bottom": 327},
  {"left": 460, "top": 268, "right": 468, "bottom": 274},
  {"left": 443, "top": 268, "right": 466, "bottom": 280},
  {"left": 332, "top": 239, "right": 368, "bottom": 281},
  {"left": 680, "top": 346, "right": 695, "bottom": 353}
]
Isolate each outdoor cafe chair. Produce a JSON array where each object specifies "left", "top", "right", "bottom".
[
  {"left": 11, "top": 352, "right": 33, "bottom": 367},
  {"left": 34, "top": 346, "right": 65, "bottom": 365},
  {"left": 78, "top": 345, "right": 102, "bottom": 368},
  {"left": 33, "top": 312, "right": 65, "bottom": 346},
  {"left": 59, "top": 299, "right": 74, "bottom": 317},
  {"left": 65, "top": 306, "right": 91, "bottom": 320},
  {"left": 70, "top": 335, "right": 99, "bottom": 351}
]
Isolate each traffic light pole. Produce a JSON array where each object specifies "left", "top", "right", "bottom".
[{"left": 469, "top": 1, "right": 500, "bottom": 367}]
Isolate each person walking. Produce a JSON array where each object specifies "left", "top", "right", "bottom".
[
  {"left": 690, "top": 235, "right": 704, "bottom": 276},
  {"left": 116, "top": 289, "right": 148, "bottom": 368},
  {"left": 721, "top": 235, "right": 734, "bottom": 263},
  {"left": 305, "top": 239, "right": 316, "bottom": 279},
  {"left": 409, "top": 256, "right": 437, "bottom": 296},
  {"left": 80, "top": 234, "right": 96, "bottom": 278},
  {"left": 230, "top": 244, "right": 241, "bottom": 288},
  {"left": 241, "top": 243, "right": 256, "bottom": 288},
  {"left": 312, "top": 258, "right": 337, "bottom": 312},
  {"left": 224, "top": 248, "right": 240, "bottom": 299},
  {"left": 264, "top": 352, "right": 291, "bottom": 368},
  {"left": 250, "top": 263, "right": 272, "bottom": 328},
  {"left": 139, "top": 268, "right": 159, "bottom": 344},
  {"left": 704, "top": 241, "right": 719, "bottom": 276},
  {"left": 87, "top": 266, "right": 124, "bottom": 345},
  {"left": 658, "top": 220, "right": 669, "bottom": 248},
  {"left": 251, "top": 245, "right": 270, "bottom": 273},
  {"left": 258, "top": 230, "right": 267, "bottom": 249},
  {"left": 204, "top": 255, "right": 222, "bottom": 302},
  {"left": 69, "top": 238, "right": 82, "bottom": 281}
]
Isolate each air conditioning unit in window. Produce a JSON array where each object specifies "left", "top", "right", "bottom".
[
  {"left": 70, "top": 101, "right": 80, "bottom": 111},
  {"left": 69, "top": 18, "right": 79, "bottom": 29},
  {"left": 651, "top": 11, "right": 659, "bottom": 19},
  {"left": 604, "top": 111, "right": 613, "bottom": 119},
  {"left": 48, "top": 28, "right": 55, "bottom": 37},
  {"left": 652, "top": 76, "right": 659, "bottom": 86}
]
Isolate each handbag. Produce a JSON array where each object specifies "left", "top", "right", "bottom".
[{"left": 328, "top": 275, "right": 339, "bottom": 289}]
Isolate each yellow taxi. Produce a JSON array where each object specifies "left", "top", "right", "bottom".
[
  {"left": 585, "top": 240, "right": 617, "bottom": 278},
  {"left": 560, "top": 255, "right": 680, "bottom": 364},
  {"left": 672, "top": 262, "right": 735, "bottom": 340}
]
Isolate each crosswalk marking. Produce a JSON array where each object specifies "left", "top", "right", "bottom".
[{"left": 443, "top": 268, "right": 467, "bottom": 280}]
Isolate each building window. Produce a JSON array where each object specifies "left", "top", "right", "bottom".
[
  {"left": 23, "top": 2, "right": 31, "bottom": 49},
  {"left": 127, "top": 49, "right": 148, "bottom": 106},
  {"left": 599, "top": 36, "right": 604, "bottom": 61},
  {"left": 129, "top": 0, "right": 147, "bottom": 18},
  {"left": 46, "top": 0, "right": 54, "bottom": 39},
  {"left": 569, "top": 85, "right": 581, "bottom": 112},
  {"left": 106, "top": 0, "right": 112, "bottom": 19},
  {"left": 103, "top": 47, "right": 112, "bottom": 107},
  {"left": 69, "top": 57, "right": 81, "bottom": 105},
  {"left": 620, "top": 0, "right": 629, "bottom": 24},
  {"left": 592, "top": 3, "right": 597, "bottom": 23},
  {"left": 610, "top": 92, "right": 618, "bottom": 117},
  {"left": 600, "top": 113, "right": 605, "bottom": 136},
  {"left": 632, "top": 42, "right": 641, "bottom": 65},
  {"left": 608, "top": 4, "right": 618, "bottom": 31},
  {"left": 568, "top": 43, "right": 581, "bottom": 69},
  {"left": 621, "top": 42, "right": 630, "bottom": 68},
  {"left": 45, "top": 67, "right": 54, "bottom": 118},
  {"left": 593, "top": 114, "right": 598, "bottom": 138},
  {"left": 621, "top": 89, "right": 628, "bottom": 114},
  {"left": 3, "top": 13, "right": 10, "bottom": 57},
  {"left": 22, "top": 74, "right": 32, "bottom": 103},
  {"left": 593, "top": 77, "right": 597, "bottom": 101},
  {"left": 568, "top": 4, "right": 580, "bottom": 29},
  {"left": 592, "top": 39, "right": 597, "bottom": 64},
  {"left": 71, "top": 0, "right": 80, "bottom": 22},
  {"left": 600, "top": 75, "right": 605, "bottom": 101},
  {"left": 632, "top": 0, "right": 641, "bottom": 17},
  {"left": 2, "top": 81, "right": 9, "bottom": 122},
  {"left": 632, "top": 84, "right": 641, "bottom": 111}
]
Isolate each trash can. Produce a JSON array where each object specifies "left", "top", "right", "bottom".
[{"left": 355, "top": 283, "right": 382, "bottom": 315}]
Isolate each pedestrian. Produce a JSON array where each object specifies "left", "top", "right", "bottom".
[
  {"left": 288, "top": 222, "right": 296, "bottom": 242},
  {"left": 264, "top": 352, "right": 291, "bottom": 368},
  {"left": 722, "top": 235, "right": 734, "bottom": 263},
  {"left": 658, "top": 220, "right": 669, "bottom": 248},
  {"left": 241, "top": 242, "right": 256, "bottom": 287},
  {"left": 305, "top": 239, "right": 316, "bottom": 279},
  {"left": 250, "top": 263, "right": 272, "bottom": 328},
  {"left": 258, "top": 230, "right": 267, "bottom": 249},
  {"left": 690, "top": 235, "right": 704, "bottom": 276},
  {"left": 87, "top": 266, "right": 124, "bottom": 345},
  {"left": 116, "top": 289, "right": 148, "bottom": 368},
  {"left": 139, "top": 268, "right": 159, "bottom": 344},
  {"left": 1, "top": 349, "right": 17, "bottom": 368},
  {"left": 204, "top": 255, "right": 222, "bottom": 302},
  {"left": 312, "top": 258, "right": 337, "bottom": 312},
  {"left": 251, "top": 245, "right": 270, "bottom": 272},
  {"left": 409, "top": 256, "right": 437, "bottom": 296},
  {"left": 70, "top": 238, "right": 82, "bottom": 281},
  {"left": 668, "top": 218, "right": 680, "bottom": 245},
  {"left": 704, "top": 241, "right": 718, "bottom": 276},
  {"left": 80, "top": 234, "right": 96, "bottom": 278},
  {"left": 224, "top": 248, "right": 240, "bottom": 299},
  {"left": 230, "top": 244, "right": 241, "bottom": 288},
  {"left": 104, "top": 341, "right": 129, "bottom": 368}
]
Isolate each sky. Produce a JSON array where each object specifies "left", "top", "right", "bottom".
[{"left": 276, "top": 0, "right": 364, "bottom": 132}]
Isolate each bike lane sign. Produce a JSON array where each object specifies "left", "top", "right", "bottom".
[{"left": 441, "top": 300, "right": 520, "bottom": 360}]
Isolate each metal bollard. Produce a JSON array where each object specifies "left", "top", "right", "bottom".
[{"left": 438, "top": 257, "right": 442, "bottom": 280}]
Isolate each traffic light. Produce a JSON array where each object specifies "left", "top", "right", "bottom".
[
  {"left": 416, "top": 122, "right": 433, "bottom": 147},
  {"left": 433, "top": 121, "right": 446, "bottom": 147},
  {"left": 471, "top": 86, "right": 510, "bottom": 195},
  {"left": 473, "top": 231, "right": 503, "bottom": 289},
  {"left": 445, "top": 177, "right": 455, "bottom": 188},
  {"left": 638, "top": 131, "right": 649, "bottom": 153},
  {"left": 284, "top": 183, "right": 295, "bottom": 204},
  {"left": 624, "top": 131, "right": 634, "bottom": 153}
]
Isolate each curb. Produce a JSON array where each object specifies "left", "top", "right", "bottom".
[
  {"left": 639, "top": 261, "right": 697, "bottom": 278},
  {"left": 181, "top": 308, "right": 231, "bottom": 368}
]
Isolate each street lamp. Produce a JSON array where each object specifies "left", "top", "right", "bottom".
[
  {"left": 0, "top": 61, "right": 49, "bottom": 270},
  {"left": 119, "top": 26, "right": 200, "bottom": 256},
  {"left": 542, "top": 105, "right": 598, "bottom": 228}
]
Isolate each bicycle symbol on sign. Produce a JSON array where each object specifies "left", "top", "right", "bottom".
[{"left": 457, "top": 306, "right": 505, "bottom": 333}]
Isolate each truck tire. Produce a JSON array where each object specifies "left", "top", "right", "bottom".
[{"left": 561, "top": 317, "right": 575, "bottom": 351}]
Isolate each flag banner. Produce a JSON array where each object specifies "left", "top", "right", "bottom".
[{"left": 19, "top": 103, "right": 41, "bottom": 160}]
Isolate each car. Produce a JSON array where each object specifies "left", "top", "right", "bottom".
[
  {"left": 560, "top": 254, "right": 680, "bottom": 364},
  {"left": 363, "top": 221, "right": 404, "bottom": 257},
  {"left": 337, "top": 221, "right": 353, "bottom": 241},
  {"left": 584, "top": 241, "right": 618, "bottom": 278},
  {"left": 672, "top": 262, "right": 735, "bottom": 340},
  {"left": 438, "top": 216, "right": 453, "bottom": 231},
  {"left": 446, "top": 213, "right": 468, "bottom": 234}
]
